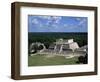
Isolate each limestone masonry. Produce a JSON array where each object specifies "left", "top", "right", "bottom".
[{"left": 29, "top": 39, "right": 87, "bottom": 58}]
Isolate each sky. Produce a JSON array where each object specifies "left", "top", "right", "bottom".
[{"left": 28, "top": 15, "right": 88, "bottom": 32}]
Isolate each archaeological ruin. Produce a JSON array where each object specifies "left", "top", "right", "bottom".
[{"left": 29, "top": 39, "right": 87, "bottom": 58}]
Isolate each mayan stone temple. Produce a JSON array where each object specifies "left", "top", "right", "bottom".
[{"left": 30, "top": 39, "right": 87, "bottom": 58}]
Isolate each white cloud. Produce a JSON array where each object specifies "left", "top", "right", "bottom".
[
  {"left": 38, "top": 16, "right": 51, "bottom": 20},
  {"left": 52, "top": 16, "right": 62, "bottom": 20},
  {"left": 31, "top": 18, "right": 43, "bottom": 27},
  {"left": 78, "top": 18, "right": 87, "bottom": 26},
  {"left": 38, "top": 16, "right": 61, "bottom": 20},
  {"left": 55, "top": 19, "right": 60, "bottom": 24},
  {"left": 32, "top": 18, "right": 39, "bottom": 24},
  {"left": 38, "top": 16, "right": 62, "bottom": 24},
  {"left": 52, "top": 16, "right": 62, "bottom": 24},
  {"left": 75, "top": 17, "right": 87, "bottom": 26},
  {"left": 76, "top": 17, "right": 82, "bottom": 21}
]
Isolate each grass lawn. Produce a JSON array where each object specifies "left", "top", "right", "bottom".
[{"left": 28, "top": 54, "right": 79, "bottom": 66}]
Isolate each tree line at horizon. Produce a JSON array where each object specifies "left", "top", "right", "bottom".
[{"left": 28, "top": 32, "right": 87, "bottom": 49}]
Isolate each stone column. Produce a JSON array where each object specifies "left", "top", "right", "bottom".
[{"left": 59, "top": 44, "right": 63, "bottom": 53}]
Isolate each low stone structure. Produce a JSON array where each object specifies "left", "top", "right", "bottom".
[{"left": 29, "top": 42, "right": 46, "bottom": 53}]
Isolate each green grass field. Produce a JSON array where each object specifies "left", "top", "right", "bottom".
[{"left": 28, "top": 54, "right": 79, "bottom": 66}]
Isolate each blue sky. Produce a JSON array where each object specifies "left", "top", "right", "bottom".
[{"left": 28, "top": 15, "right": 87, "bottom": 32}]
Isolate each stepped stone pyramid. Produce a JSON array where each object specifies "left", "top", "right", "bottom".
[{"left": 48, "top": 38, "right": 79, "bottom": 53}]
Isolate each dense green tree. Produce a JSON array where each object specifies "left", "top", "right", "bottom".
[
  {"left": 76, "top": 53, "right": 88, "bottom": 64},
  {"left": 28, "top": 32, "right": 87, "bottom": 49}
]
